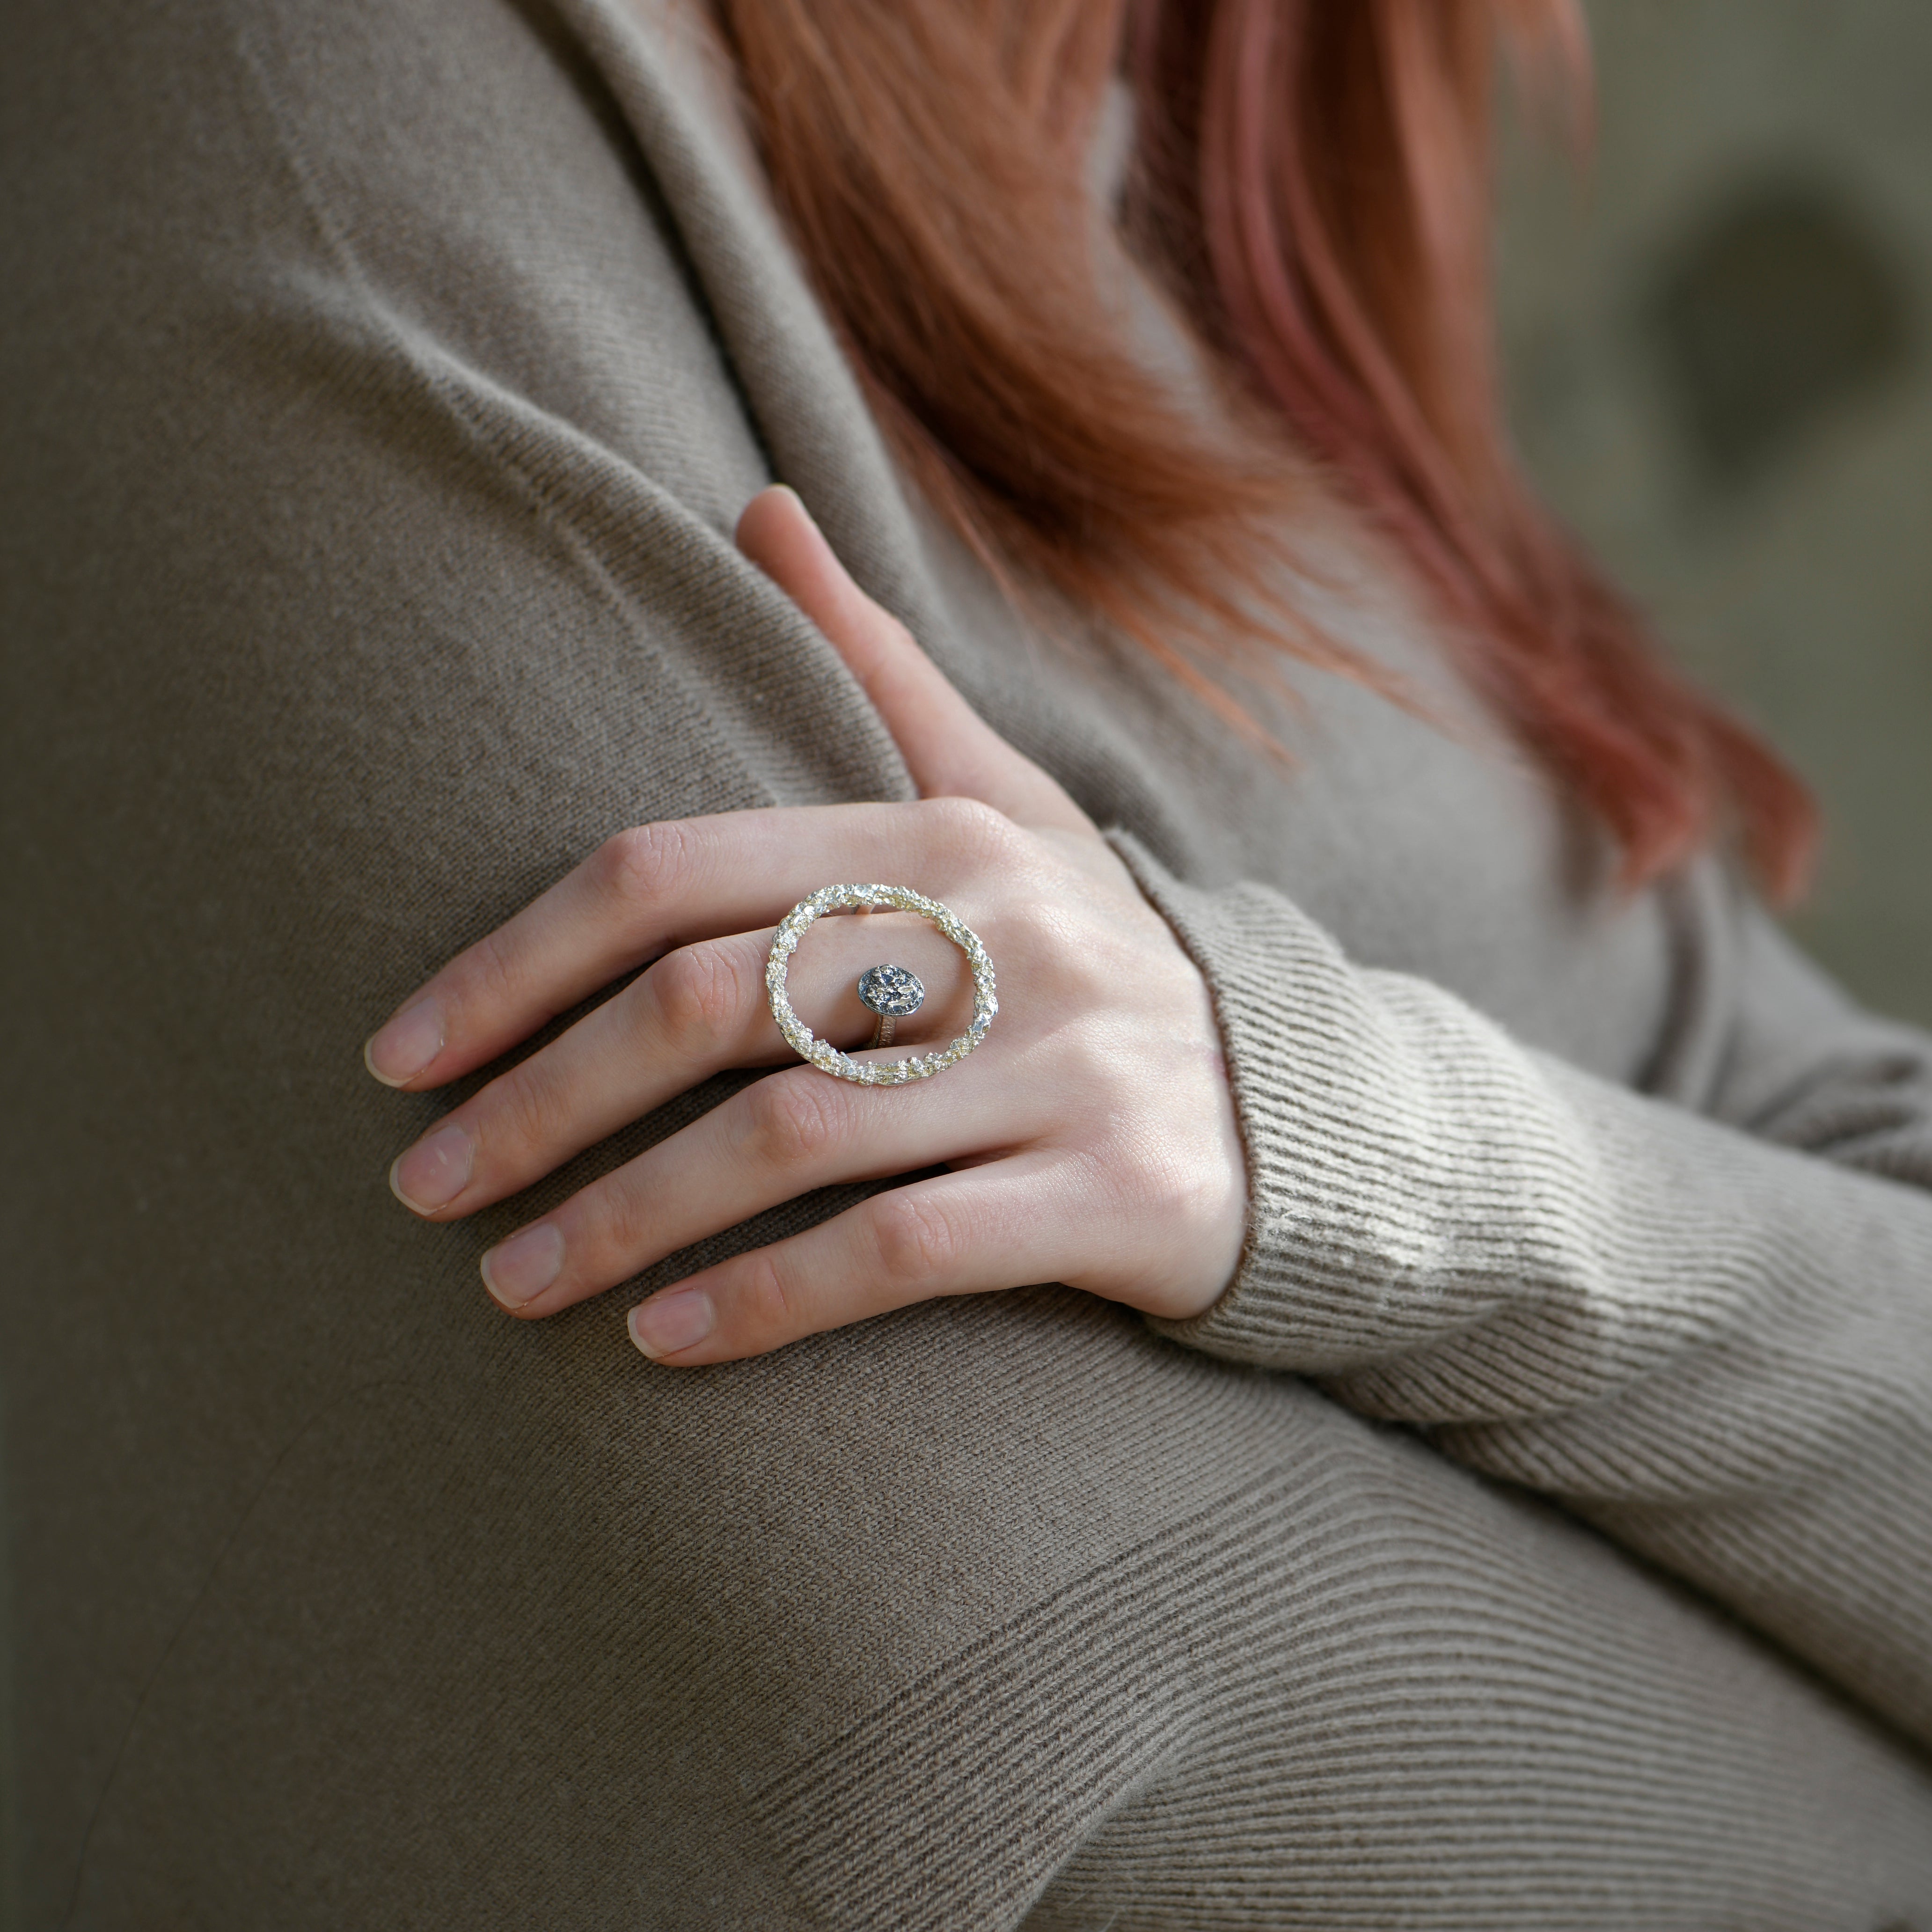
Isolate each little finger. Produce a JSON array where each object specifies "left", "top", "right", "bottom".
[{"left": 624, "top": 1151, "right": 1110, "bottom": 1365}]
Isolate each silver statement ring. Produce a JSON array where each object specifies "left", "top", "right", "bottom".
[{"left": 765, "top": 884, "right": 998, "bottom": 1085}]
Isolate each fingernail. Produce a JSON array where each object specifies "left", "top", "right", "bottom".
[
  {"left": 365, "top": 997, "right": 444, "bottom": 1086},
  {"left": 629, "top": 1289, "right": 714, "bottom": 1361},
  {"left": 481, "top": 1222, "right": 565, "bottom": 1310},
  {"left": 389, "top": 1122, "right": 474, "bottom": 1214}
]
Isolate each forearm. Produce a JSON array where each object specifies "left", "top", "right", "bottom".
[{"left": 1116, "top": 833, "right": 1932, "bottom": 1741}]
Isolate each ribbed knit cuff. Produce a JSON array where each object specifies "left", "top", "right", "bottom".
[{"left": 1104, "top": 828, "right": 1581, "bottom": 1375}]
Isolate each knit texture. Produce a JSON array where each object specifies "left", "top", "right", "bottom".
[
  {"left": 1117, "top": 833, "right": 1932, "bottom": 1743},
  {"left": 3, "top": 0, "right": 1931, "bottom": 1926}
]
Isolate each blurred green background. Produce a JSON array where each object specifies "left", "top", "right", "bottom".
[{"left": 1497, "top": 0, "right": 1932, "bottom": 1025}]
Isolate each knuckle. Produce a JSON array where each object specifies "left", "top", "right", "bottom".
[
  {"left": 647, "top": 941, "right": 745, "bottom": 1051},
  {"left": 486, "top": 1055, "right": 573, "bottom": 1159},
  {"left": 590, "top": 1169, "right": 655, "bottom": 1266},
  {"left": 867, "top": 1189, "right": 964, "bottom": 1288},
  {"left": 1023, "top": 897, "right": 1109, "bottom": 983},
  {"left": 742, "top": 1072, "right": 847, "bottom": 1172},
  {"left": 598, "top": 820, "right": 696, "bottom": 911},
  {"left": 1139, "top": 1151, "right": 1206, "bottom": 1224},
  {"left": 737, "top": 1246, "right": 807, "bottom": 1339},
  {"left": 915, "top": 793, "right": 1013, "bottom": 866},
  {"left": 1104, "top": 1129, "right": 1225, "bottom": 1235},
  {"left": 1048, "top": 1025, "right": 1122, "bottom": 1098},
  {"left": 452, "top": 924, "right": 524, "bottom": 1012}
]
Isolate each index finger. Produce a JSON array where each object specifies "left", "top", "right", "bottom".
[{"left": 735, "top": 487, "right": 1090, "bottom": 833}]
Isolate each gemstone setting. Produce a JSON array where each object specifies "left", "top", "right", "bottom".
[
  {"left": 765, "top": 884, "right": 998, "bottom": 1085},
  {"left": 856, "top": 963, "right": 926, "bottom": 1019}
]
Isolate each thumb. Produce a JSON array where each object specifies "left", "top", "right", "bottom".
[{"left": 735, "top": 486, "right": 1090, "bottom": 832}]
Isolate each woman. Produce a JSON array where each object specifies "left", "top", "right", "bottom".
[{"left": 5, "top": 0, "right": 1931, "bottom": 1925}]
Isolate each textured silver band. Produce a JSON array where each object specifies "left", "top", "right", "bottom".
[{"left": 765, "top": 884, "right": 998, "bottom": 1085}]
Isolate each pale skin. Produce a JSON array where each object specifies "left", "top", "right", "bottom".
[{"left": 364, "top": 486, "right": 1248, "bottom": 1364}]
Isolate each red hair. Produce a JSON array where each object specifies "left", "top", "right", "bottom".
[{"left": 712, "top": 0, "right": 1815, "bottom": 896}]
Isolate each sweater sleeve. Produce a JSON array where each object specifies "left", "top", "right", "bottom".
[{"left": 1109, "top": 831, "right": 1932, "bottom": 1745}]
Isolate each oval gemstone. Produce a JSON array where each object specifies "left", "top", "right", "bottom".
[{"left": 857, "top": 963, "right": 925, "bottom": 1018}]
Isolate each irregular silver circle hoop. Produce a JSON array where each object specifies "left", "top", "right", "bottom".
[{"left": 765, "top": 884, "right": 997, "bottom": 1085}]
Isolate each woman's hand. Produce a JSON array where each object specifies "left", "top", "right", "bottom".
[{"left": 365, "top": 487, "right": 1246, "bottom": 1363}]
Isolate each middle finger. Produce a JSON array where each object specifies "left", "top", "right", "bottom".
[{"left": 389, "top": 912, "right": 975, "bottom": 1218}]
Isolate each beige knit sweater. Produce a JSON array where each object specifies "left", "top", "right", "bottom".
[{"left": 4, "top": 0, "right": 1931, "bottom": 1926}]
